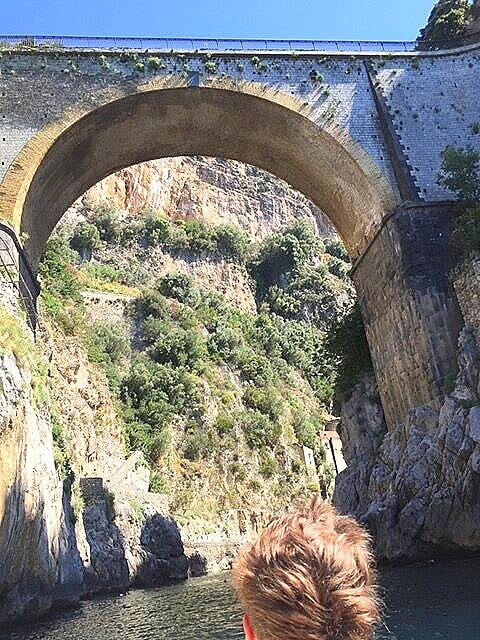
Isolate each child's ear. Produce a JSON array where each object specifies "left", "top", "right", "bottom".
[{"left": 243, "top": 614, "right": 256, "bottom": 640}]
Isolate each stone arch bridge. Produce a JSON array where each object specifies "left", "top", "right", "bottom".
[{"left": 0, "top": 36, "right": 479, "bottom": 429}]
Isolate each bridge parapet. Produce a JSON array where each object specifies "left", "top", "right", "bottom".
[{"left": 0, "top": 35, "right": 417, "bottom": 54}]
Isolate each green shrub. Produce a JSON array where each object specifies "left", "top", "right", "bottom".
[
  {"left": 234, "top": 348, "right": 275, "bottom": 386},
  {"left": 51, "top": 414, "right": 72, "bottom": 479},
  {"left": 214, "top": 223, "right": 250, "bottom": 261},
  {"left": 327, "top": 256, "right": 350, "bottom": 278},
  {"left": 243, "top": 385, "right": 283, "bottom": 422},
  {"left": 293, "top": 411, "right": 318, "bottom": 449},
  {"left": 259, "top": 452, "right": 278, "bottom": 478},
  {"left": 214, "top": 412, "right": 235, "bottom": 436},
  {"left": 87, "top": 320, "right": 130, "bottom": 366},
  {"left": 156, "top": 272, "right": 200, "bottom": 306},
  {"left": 324, "top": 238, "right": 349, "bottom": 262},
  {"left": 149, "top": 471, "right": 168, "bottom": 493},
  {"left": 70, "top": 222, "right": 101, "bottom": 258},
  {"left": 121, "top": 357, "right": 200, "bottom": 421},
  {"left": 208, "top": 321, "right": 243, "bottom": 361},
  {"left": 143, "top": 213, "right": 173, "bottom": 245},
  {"left": 182, "top": 219, "right": 216, "bottom": 253},
  {"left": 140, "top": 316, "right": 168, "bottom": 346},
  {"left": 438, "top": 146, "right": 480, "bottom": 203},
  {"left": 136, "top": 289, "right": 169, "bottom": 319},
  {"left": 91, "top": 204, "right": 122, "bottom": 243},
  {"left": 229, "top": 461, "right": 247, "bottom": 481},
  {"left": 39, "top": 234, "right": 84, "bottom": 331},
  {"left": 240, "top": 410, "right": 281, "bottom": 450},
  {"left": 450, "top": 205, "right": 480, "bottom": 263},
  {"left": 248, "top": 220, "right": 322, "bottom": 293},
  {"left": 40, "top": 235, "right": 81, "bottom": 301},
  {"left": 87, "top": 321, "right": 130, "bottom": 392},
  {"left": 182, "top": 422, "right": 214, "bottom": 460},
  {"left": 327, "top": 304, "right": 373, "bottom": 397},
  {"left": 437, "top": 146, "right": 480, "bottom": 265},
  {"left": 151, "top": 327, "right": 207, "bottom": 369},
  {"left": 266, "top": 285, "right": 301, "bottom": 318},
  {"left": 124, "top": 419, "right": 170, "bottom": 462}
]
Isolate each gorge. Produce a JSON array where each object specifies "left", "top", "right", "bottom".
[
  {"left": 1, "top": 12, "right": 480, "bottom": 634},
  {"left": 1, "top": 150, "right": 480, "bottom": 627}
]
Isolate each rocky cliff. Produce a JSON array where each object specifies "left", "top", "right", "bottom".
[
  {"left": 1, "top": 157, "right": 345, "bottom": 624},
  {"left": 0, "top": 314, "right": 83, "bottom": 621},
  {"left": 72, "top": 156, "right": 334, "bottom": 241},
  {"left": 334, "top": 318, "right": 480, "bottom": 560}
]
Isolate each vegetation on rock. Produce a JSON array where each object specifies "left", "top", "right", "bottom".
[
  {"left": 438, "top": 145, "right": 480, "bottom": 266},
  {"left": 417, "top": 0, "right": 473, "bottom": 50},
  {"left": 38, "top": 206, "right": 371, "bottom": 515}
]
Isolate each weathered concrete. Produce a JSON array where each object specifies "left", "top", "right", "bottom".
[{"left": 0, "top": 43, "right": 478, "bottom": 426}]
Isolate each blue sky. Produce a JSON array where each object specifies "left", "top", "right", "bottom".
[{"left": 0, "top": 1, "right": 435, "bottom": 41}]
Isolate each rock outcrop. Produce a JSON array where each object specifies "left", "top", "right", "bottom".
[
  {"left": 334, "top": 324, "right": 480, "bottom": 561},
  {"left": 71, "top": 156, "right": 334, "bottom": 241},
  {"left": 0, "top": 351, "right": 84, "bottom": 622}
]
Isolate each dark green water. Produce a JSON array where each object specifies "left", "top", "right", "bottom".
[{"left": 2, "top": 557, "right": 480, "bottom": 639}]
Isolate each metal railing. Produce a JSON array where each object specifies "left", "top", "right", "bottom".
[
  {"left": 0, "top": 224, "right": 39, "bottom": 331},
  {"left": 0, "top": 35, "right": 416, "bottom": 53}
]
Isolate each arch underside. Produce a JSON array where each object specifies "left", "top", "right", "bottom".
[{"left": 1, "top": 86, "right": 397, "bottom": 266}]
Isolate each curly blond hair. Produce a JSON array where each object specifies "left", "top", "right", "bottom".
[{"left": 232, "top": 497, "right": 379, "bottom": 640}]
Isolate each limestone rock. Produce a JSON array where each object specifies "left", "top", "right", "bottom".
[
  {"left": 0, "top": 354, "right": 84, "bottom": 623},
  {"left": 334, "top": 325, "right": 480, "bottom": 561}
]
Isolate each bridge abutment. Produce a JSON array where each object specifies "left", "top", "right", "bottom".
[{"left": 353, "top": 203, "right": 463, "bottom": 428}]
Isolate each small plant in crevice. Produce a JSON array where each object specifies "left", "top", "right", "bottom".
[
  {"left": 251, "top": 56, "right": 267, "bottom": 72},
  {"left": 203, "top": 60, "right": 217, "bottom": 74},
  {"left": 98, "top": 54, "right": 111, "bottom": 71},
  {"left": 147, "top": 56, "right": 166, "bottom": 70},
  {"left": 309, "top": 70, "right": 324, "bottom": 84}
]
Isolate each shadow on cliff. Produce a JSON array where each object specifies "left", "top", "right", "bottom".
[
  {"left": 80, "top": 478, "right": 194, "bottom": 592},
  {"left": 0, "top": 478, "right": 84, "bottom": 625},
  {"left": 134, "top": 513, "right": 191, "bottom": 586},
  {"left": 81, "top": 481, "right": 130, "bottom": 596}
]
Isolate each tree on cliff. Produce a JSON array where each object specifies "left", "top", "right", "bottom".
[
  {"left": 438, "top": 145, "right": 480, "bottom": 264},
  {"left": 417, "top": 0, "right": 472, "bottom": 50}
]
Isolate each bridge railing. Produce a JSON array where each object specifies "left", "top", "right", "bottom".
[
  {"left": 0, "top": 35, "right": 416, "bottom": 53},
  {"left": 0, "top": 223, "right": 39, "bottom": 332}
]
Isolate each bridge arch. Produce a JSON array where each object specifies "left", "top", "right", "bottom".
[
  {"left": 0, "top": 83, "right": 396, "bottom": 267},
  {"left": 0, "top": 82, "right": 462, "bottom": 429}
]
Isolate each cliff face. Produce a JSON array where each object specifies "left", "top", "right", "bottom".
[
  {"left": 73, "top": 156, "right": 334, "bottom": 241},
  {"left": 0, "top": 343, "right": 83, "bottom": 621},
  {"left": 334, "top": 320, "right": 480, "bottom": 561},
  {"left": 1, "top": 157, "right": 343, "bottom": 623},
  {"left": 64, "top": 156, "right": 334, "bottom": 312}
]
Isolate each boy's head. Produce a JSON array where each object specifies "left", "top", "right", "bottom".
[{"left": 232, "top": 497, "right": 379, "bottom": 640}]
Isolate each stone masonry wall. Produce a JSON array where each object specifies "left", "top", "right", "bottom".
[
  {"left": 0, "top": 44, "right": 479, "bottom": 210},
  {"left": 353, "top": 203, "right": 463, "bottom": 426}
]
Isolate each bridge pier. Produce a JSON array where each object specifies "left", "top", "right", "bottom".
[{"left": 353, "top": 202, "right": 463, "bottom": 428}]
